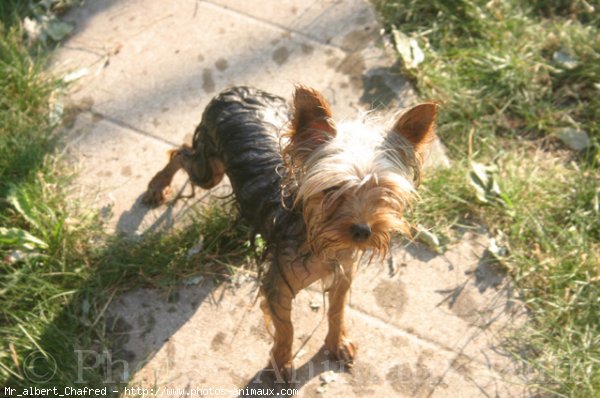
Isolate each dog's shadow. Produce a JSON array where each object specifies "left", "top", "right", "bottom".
[
  {"left": 115, "top": 180, "right": 204, "bottom": 235},
  {"left": 107, "top": 185, "right": 347, "bottom": 395},
  {"left": 242, "top": 349, "right": 350, "bottom": 397},
  {"left": 109, "top": 183, "right": 355, "bottom": 396}
]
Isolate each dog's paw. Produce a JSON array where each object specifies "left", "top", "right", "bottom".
[
  {"left": 142, "top": 182, "right": 171, "bottom": 207},
  {"left": 325, "top": 338, "right": 357, "bottom": 367},
  {"left": 267, "top": 361, "right": 295, "bottom": 384},
  {"left": 279, "top": 364, "right": 294, "bottom": 384}
]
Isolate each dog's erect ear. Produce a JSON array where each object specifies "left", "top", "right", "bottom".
[
  {"left": 287, "top": 86, "right": 336, "bottom": 161},
  {"left": 291, "top": 86, "right": 336, "bottom": 137},
  {"left": 393, "top": 102, "right": 437, "bottom": 152}
]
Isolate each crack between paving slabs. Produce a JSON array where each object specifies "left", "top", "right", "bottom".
[
  {"left": 201, "top": 0, "right": 355, "bottom": 54},
  {"left": 346, "top": 304, "right": 516, "bottom": 384},
  {"left": 84, "top": 110, "right": 181, "bottom": 147}
]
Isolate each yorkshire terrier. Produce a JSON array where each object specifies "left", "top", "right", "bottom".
[{"left": 142, "top": 86, "right": 437, "bottom": 381}]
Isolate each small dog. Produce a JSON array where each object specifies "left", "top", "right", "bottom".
[{"left": 143, "top": 86, "right": 437, "bottom": 380}]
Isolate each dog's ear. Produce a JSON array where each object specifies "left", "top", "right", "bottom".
[
  {"left": 392, "top": 102, "right": 437, "bottom": 153},
  {"left": 287, "top": 86, "right": 336, "bottom": 162},
  {"left": 291, "top": 86, "right": 336, "bottom": 137}
]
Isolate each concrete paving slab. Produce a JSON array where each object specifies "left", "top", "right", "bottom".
[{"left": 106, "top": 235, "right": 527, "bottom": 397}]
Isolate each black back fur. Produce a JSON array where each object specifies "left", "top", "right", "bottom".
[{"left": 187, "top": 87, "right": 296, "bottom": 241}]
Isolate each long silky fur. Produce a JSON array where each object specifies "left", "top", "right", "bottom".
[
  {"left": 281, "top": 114, "right": 422, "bottom": 261},
  {"left": 187, "top": 86, "right": 426, "bottom": 327}
]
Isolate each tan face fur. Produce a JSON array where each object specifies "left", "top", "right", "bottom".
[{"left": 282, "top": 86, "right": 437, "bottom": 259}]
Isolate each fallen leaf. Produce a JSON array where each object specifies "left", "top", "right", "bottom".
[
  {"left": 187, "top": 237, "right": 204, "bottom": 258},
  {"left": 553, "top": 50, "right": 578, "bottom": 70},
  {"left": 45, "top": 18, "right": 74, "bottom": 41},
  {"left": 391, "top": 26, "right": 424, "bottom": 70},
  {"left": 487, "top": 231, "right": 511, "bottom": 271},
  {"left": 23, "top": 17, "right": 43, "bottom": 42},
  {"left": 557, "top": 127, "right": 591, "bottom": 151},
  {"left": 414, "top": 224, "right": 442, "bottom": 254},
  {"left": 468, "top": 161, "right": 513, "bottom": 211}
]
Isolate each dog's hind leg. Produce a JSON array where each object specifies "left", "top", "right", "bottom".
[
  {"left": 142, "top": 146, "right": 188, "bottom": 206},
  {"left": 142, "top": 143, "right": 225, "bottom": 207}
]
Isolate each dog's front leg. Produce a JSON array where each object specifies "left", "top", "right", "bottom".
[
  {"left": 261, "top": 286, "right": 295, "bottom": 382},
  {"left": 261, "top": 249, "right": 328, "bottom": 382},
  {"left": 325, "top": 264, "right": 357, "bottom": 366}
]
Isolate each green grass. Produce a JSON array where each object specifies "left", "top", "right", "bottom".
[
  {"left": 2, "top": 184, "right": 256, "bottom": 392},
  {"left": 375, "top": 0, "right": 600, "bottom": 396},
  {"left": 2, "top": 194, "right": 256, "bottom": 389},
  {"left": 0, "top": 2, "right": 258, "bottom": 393},
  {"left": 0, "top": 33, "right": 56, "bottom": 196}
]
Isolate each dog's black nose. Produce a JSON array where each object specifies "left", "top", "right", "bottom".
[{"left": 350, "top": 223, "right": 371, "bottom": 242}]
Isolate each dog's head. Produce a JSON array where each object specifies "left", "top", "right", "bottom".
[{"left": 282, "top": 86, "right": 437, "bottom": 259}]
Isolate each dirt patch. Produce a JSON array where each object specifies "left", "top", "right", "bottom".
[
  {"left": 301, "top": 44, "right": 314, "bottom": 55},
  {"left": 450, "top": 354, "right": 473, "bottom": 377},
  {"left": 215, "top": 58, "right": 229, "bottom": 71},
  {"left": 386, "top": 361, "right": 437, "bottom": 398},
  {"left": 341, "top": 27, "right": 377, "bottom": 50},
  {"left": 202, "top": 68, "right": 215, "bottom": 93},
  {"left": 211, "top": 331, "right": 227, "bottom": 351},
  {"left": 272, "top": 46, "right": 290, "bottom": 65},
  {"left": 450, "top": 289, "right": 478, "bottom": 323},
  {"left": 350, "top": 362, "right": 382, "bottom": 395},
  {"left": 251, "top": 324, "right": 271, "bottom": 342},
  {"left": 391, "top": 335, "right": 409, "bottom": 347},
  {"left": 336, "top": 52, "right": 366, "bottom": 90},
  {"left": 373, "top": 279, "right": 406, "bottom": 317}
]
